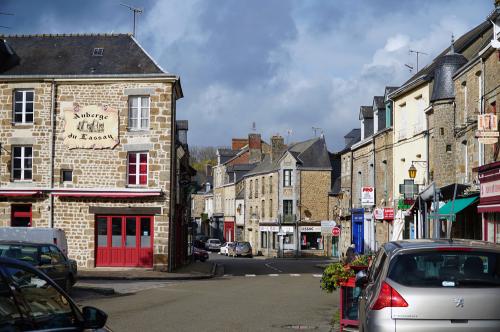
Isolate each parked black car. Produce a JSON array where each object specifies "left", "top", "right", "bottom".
[
  {"left": 0, "top": 241, "right": 77, "bottom": 291},
  {"left": 193, "top": 247, "right": 209, "bottom": 262},
  {"left": 0, "top": 256, "right": 109, "bottom": 331}
]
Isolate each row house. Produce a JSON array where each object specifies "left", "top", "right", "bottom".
[
  {"left": 244, "top": 136, "right": 332, "bottom": 257},
  {"left": 0, "top": 34, "right": 187, "bottom": 271}
]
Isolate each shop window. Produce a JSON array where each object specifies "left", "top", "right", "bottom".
[
  {"left": 284, "top": 234, "right": 294, "bottom": 245},
  {"left": 12, "top": 146, "right": 32, "bottom": 181},
  {"left": 13, "top": 90, "right": 34, "bottom": 124},
  {"left": 272, "top": 232, "right": 278, "bottom": 249},
  {"left": 301, "top": 232, "right": 323, "bottom": 250},
  {"left": 128, "top": 96, "right": 150, "bottom": 130},
  {"left": 127, "top": 152, "right": 148, "bottom": 186},
  {"left": 61, "top": 170, "right": 73, "bottom": 183},
  {"left": 11, "top": 205, "right": 32, "bottom": 227},
  {"left": 283, "top": 169, "right": 292, "bottom": 187},
  {"left": 261, "top": 232, "right": 268, "bottom": 248}
]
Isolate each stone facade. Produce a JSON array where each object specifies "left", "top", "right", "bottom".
[
  {"left": 0, "top": 79, "right": 180, "bottom": 270},
  {"left": 299, "top": 170, "right": 330, "bottom": 221},
  {"left": 351, "top": 140, "right": 374, "bottom": 209}
]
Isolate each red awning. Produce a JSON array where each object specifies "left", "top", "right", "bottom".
[
  {"left": 0, "top": 190, "right": 41, "bottom": 197},
  {"left": 52, "top": 190, "right": 162, "bottom": 198},
  {"left": 478, "top": 204, "right": 500, "bottom": 213}
]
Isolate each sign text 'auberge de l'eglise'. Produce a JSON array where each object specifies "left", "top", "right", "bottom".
[{"left": 63, "top": 104, "right": 119, "bottom": 149}]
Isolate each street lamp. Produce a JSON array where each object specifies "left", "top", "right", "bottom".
[{"left": 408, "top": 164, "right": 417, "bottom": 179}]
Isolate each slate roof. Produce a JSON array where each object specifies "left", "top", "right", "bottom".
[
  {"left": 373, "top": 96, "right": 385, "bottom": 109},
  {"left": 218, "top": 149, "right": 239, "bottom": 157},
  {"left": 430, "top": 52, "right": 467, "bottom": 102},
  {"left": 343, "top": 128, "right": 361, "bottom": 149},
  {"left": 359, "top": 106, "right": 373, "bottom": 120},
  {"left": 331, "top": 177, "right": 342, "bottom": 195},
  {"left": 0, "top": 34, "right": 167, "bottom": 76},
  {"left": 394, "top": 20, "right": 492, "bottom": 97}
]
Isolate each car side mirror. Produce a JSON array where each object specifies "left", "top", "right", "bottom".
[
  {"left": 355, "top": 270, "right": 369, "bottom": 288},
  {"left": 82, "top": 306, "right": 107, "bottom": 329}
]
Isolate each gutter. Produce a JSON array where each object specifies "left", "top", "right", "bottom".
[
  {"left": 387, "top": 76, "right": 429, "bottom": 100},
  {"left": 0, "top": 73, "right": 179, "bottom": 81},
  {"left": 49, "top": 80, "right": 55, "bottom": 228}
]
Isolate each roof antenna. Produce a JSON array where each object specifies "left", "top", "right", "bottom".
[
  {"left": 286, "top": 129, "right": 293, "bottom": 145},
  {"left": 409, "top": 49, "right": 428, "bottom": 72},
  {"left": 312, "top": 127, "right": 323, "bottom": 137},
  {"left": 120, "top": 3, "right": 143, "bottom": 37},
  {"left": 251, "top": 122, "right": 257, "bottom": 132},
  {"left": 448, "top": 34, "right": 455, "bottom": 54}
]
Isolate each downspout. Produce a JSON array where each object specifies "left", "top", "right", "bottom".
[
  {"left": 349, "top": 150, "right": 353, "bottom": 245},
  {"left": 372, "top": 137, "right": 376, "bottom": 251},
  {"left": 49, "top": 80, "right": 56, "bottom": 228},
  {"left": 480, "top": 57, "right": 485, "bottom": 166}
]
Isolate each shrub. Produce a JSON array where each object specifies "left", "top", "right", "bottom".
[{"left": 320, "top": 262, "right": 355, "bottom": 293}]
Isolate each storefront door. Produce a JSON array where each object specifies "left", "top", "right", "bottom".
[{"left": 96, "top": 215, "right": 153, "bottom": 267}]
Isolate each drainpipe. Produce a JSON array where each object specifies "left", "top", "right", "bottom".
[
  {"left": 372, "top": 137, "right": 376, "bottom": 252},
  {"left": 479, "top": 57, "right": 485, "bottom": 166},
  {"left": 49, "top": 80, "right": 56, "bottom": 228}
]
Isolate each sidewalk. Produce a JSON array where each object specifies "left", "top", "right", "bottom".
[{"left": 77, "top": 260, "right": 217, "bottom": 281}]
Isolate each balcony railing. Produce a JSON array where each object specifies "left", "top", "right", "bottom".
[{"left": 279, "top": 214, "right": 296, "bottom": 224}]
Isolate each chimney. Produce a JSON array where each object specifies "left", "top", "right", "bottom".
[
  {"left": 232, "top": 138, "right": 248, "bottom": 150},
  {"left": 176, "top": 120, "right": 188, "bottom": 145},
  {"left": 248, "top": 133, "right": 262, "bottom": 163},
  {"left": 205, "top": 164, "right": 213, "bottom": 177},
  {"left": 271, "top": 135, "right": 286, "bottom": 162}
]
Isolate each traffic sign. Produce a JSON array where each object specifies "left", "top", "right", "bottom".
[{"left": 332, "top": 227, "right": 341, "bottom": 237}]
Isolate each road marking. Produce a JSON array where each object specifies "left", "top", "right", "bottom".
[
  {"left": 223, "top": 274, "right": 233, "bottom": 277},
  {"left": 290, "top": 274, "right": 301, "bottom": 277},
  {"left": 268, "top": 274, "right": 279, "bottom": 277},
  {"left": 313, "top": 274, "right": 323, "bottom": 278},
  {"left": 265, "top": 263, "right": 283, "bottom": 273},
  {"left": 245, "top": 274, "right": 256, "bottom": 277}
]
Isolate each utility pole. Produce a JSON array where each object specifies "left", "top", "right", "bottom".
[
  {"left": 409, "top": 49, "right": 428, "bottom": 72},
  {"left": 120, "top": 3, "right": 143, "bottom": 36}
]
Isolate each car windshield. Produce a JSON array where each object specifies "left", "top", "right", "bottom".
[
  {"left": 0, "top": 244, "right": 39, "bottom": 265},
  {"left": 211, "top": 240, "right": 220, "bottom": 244},
  {"left": 388, "top": 250, "right": 500, "bottom": 288}
]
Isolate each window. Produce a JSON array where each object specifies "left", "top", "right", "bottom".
[
  {"left": 49, "top": 245, "right": 66, "bottom": 264},
  {"left": 269, "top": 176, "right": 273, "bottom": 193},
  {"left": 127, "top": 152, "right": 148, "bottom": 185},
  {"left": 300, "top": 233, "right": 323, "bottom": 250},
  {"left": 249, "top": 180, "right": 253, "bottom": 198},
  {"left": 283, "top": 200, "right": 293, "bottom": 216},
  {"left": 261, "top": 200, "right": 265, "bottom": 218},
  {"left": 249, "top": 206, "right": 253, "bottom": 218},
  {"left": 11, "top": 205, "right": 31, "bottom": 227},
  {"left": 269, "top": 199, "right": 273, "bottom": 218},
  {"left": 462, "top": 82, "right": 468, "bottom": 120},
  {"left": 446, "top": 145, "right": 452, "bottom": 153},
  {"left": 128, "top": 96, "right": 150, "bottom": 130},
  {"left": 283, "top": 169, "right": 292, "bottom": 187},
  {"left": 255, "top": 179, "right": 259, "bottom": 198},
  {"left": 13, "top": 90, "right": 34, "bottom": 124},
  {"left": 0, "top": 274, "right": 23, "bottom": 330},
  {"left": 61, "top": 170, "right": 72, "bottom": 183},
  {"left": 92, "top": 47, "right": 104, "bottom": 56},
  {"left": 12, "top": 146, "right": 32, "bottom": 181},
  {"left": 261, "top": 177, "right": 265, "bottom": 194},
  {"left": 261, "top": 232, "right": 268, "bottom": 248}
]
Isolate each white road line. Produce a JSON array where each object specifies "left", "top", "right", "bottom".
[
  {"left": 265, "top": 263, "right": 283, "bottom": 273},
  {"left": 268, "top": 274, "right": 279, "bottom": 277},
  {"left": 313, "top": 274, "right": 323, "bottom": 278},
  {"left": 245, "top": 274, "right": 256, "bottom": 277},
  {"left": 223, "top": 274, "right": 233, "bottom": 277},
  {"left": 290, "top": 274, "right": 301, "bottom": 277}
]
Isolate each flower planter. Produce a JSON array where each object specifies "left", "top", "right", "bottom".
[{"left": 339, "top": 277, "right": 360, "bottom": 332}]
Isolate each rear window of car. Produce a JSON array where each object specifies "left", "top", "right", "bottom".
[
  {"left": 388, "top": 250, "right": 500, "bottom": 288},
  {"left": 0, "top": 244, "right": 39, "bottom": 265}
]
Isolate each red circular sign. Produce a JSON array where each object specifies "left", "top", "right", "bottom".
[{"left": 332, "top": 227, "right": 341, "bottom": 237}]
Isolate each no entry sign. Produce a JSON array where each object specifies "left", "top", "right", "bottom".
[{"left": 332, "top": 226, "right": 341, "bottom": 237}]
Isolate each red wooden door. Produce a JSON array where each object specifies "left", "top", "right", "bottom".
[{"left": 96, "top": 215, "right": 153, "bottom": 267}]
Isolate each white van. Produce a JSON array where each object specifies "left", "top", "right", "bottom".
[{"left": 0, "top": 227, "right": 68, "bottom": 255}]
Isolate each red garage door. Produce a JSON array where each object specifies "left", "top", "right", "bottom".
[{"left": 96, "top": 215, "right": 153, "bottom": 267}]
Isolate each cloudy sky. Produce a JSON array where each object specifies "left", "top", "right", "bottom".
[{"left": 1, "top": 0, "right": 495, "bottom": 150}]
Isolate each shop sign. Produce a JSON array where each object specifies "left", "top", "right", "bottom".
[
  {"left": 397, "top": 198, "right": 414, "bottom": 210},
  {"left": 476, "top": 114, "right": 499, "bottom": 144},
  {"left": 299, "top": 226, "right": 321, "bottom": 233},
  {"left": 384, "top": 208, "right": 394, "bottom": 220},
  {"left": 321, "top": 220, "right": 336, "bottom": 234},
  {"left": 373, "top": 208, "right": 384, "bottom": 220},
  {"left": 361, "top": 187, "right": 375, "bottom": 206},
  {"left": 259, "top": 226, "right": 279, "bottom": 232},
  {"left": 63, "top": 104, "right": 119, "bottom": 149},
  {"left": 332, "top": 227, "right": 341, "bottom": 237},
  {"left": 480, "top": 179, "right": 500, "bottom": 198}
]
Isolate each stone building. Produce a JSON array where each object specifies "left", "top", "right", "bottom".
[{"left": 0, "top": 34, "right": 185, "bottom": 271}]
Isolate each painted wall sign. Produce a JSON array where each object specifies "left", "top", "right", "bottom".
[
  {"left": 384, "top": 208, "right": 395, "bottom": 220},
  {"left": 299, "top": 226, "right": 321, "bottom": 233},
  {"left": 373, "top": 208, "right": 384, "bottom": 219},
  {"left": 63, "top": 104, "right": 119, "bottom": 149},
  {"left": 361, "top": 186, "right": 375, "bottom": 206},
  {"left": 480, "top": 179, "right": 500, "bottom": 198},
  {"left": 476, "top": 114, "right": 499, "bottom": 144}
]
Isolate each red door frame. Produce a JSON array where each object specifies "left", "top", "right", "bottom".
[
  {"left": 95, "top": 215, "right": 154, "bottom": 267},
  {"left": 224, "top": 221, "right": 235, "bottom": 242}
]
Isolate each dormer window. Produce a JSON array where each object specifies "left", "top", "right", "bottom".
[{"left": 92, "top": 48, "right": 104, "bottom": 56}]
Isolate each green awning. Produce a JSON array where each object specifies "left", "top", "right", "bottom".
[{"left": 436, "top": 196, "right": 479, "bottom": 217}]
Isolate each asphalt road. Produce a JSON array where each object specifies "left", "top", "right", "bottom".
[{"left": 79, "top": 253, "right": 339, "bottom": 332}]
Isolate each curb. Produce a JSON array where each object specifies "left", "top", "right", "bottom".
[
  {"left": 73, "top": 285, "right": 115, "bottom": 295},
  {"left": 77, "top": 262, "right": 217, "bottom": 281}
]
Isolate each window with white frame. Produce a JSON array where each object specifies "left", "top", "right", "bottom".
[
  {"left": 283, "top": 169, "right": 292, "bottom": 187},
  {"left": 128, "top": 96, "right": 150, "bottom": 130},
  {"left": 13, "top": 90, "right": 34, "bottom": 124},
  {"left": 127, "top": 152, "right": 148, "bottom": 185},
  {"left": 12, "top": 146, "right": 32, "bottom": 181}
]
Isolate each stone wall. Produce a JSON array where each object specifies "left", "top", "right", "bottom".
[
  {"left": 352, "top": 141, "right": 374, "bottom": 209},
  {"left": 374, "top": 130, "right": 393, "bottom": 206},
  {"left": 299, "top": 170, "right": 330, "bottom": 221},
  {"left": 191, "top": 193, "right": 205, "bottom": 219}
]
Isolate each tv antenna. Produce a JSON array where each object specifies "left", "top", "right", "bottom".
[
  {"left": 120, "top": 3, "right": 143, "bottom": 36},
  {"left": 312, "top": 127, "right": 323, "bottom": 137},
  {"left": 409, "top": 49, "right": 428, "bottom": 72},
  {"left": 0, "top": 11, "right": 13, "bottom": 29},
  {"left": 404, "top": 63, "right": 414, "bottom": 73},
  {"left": 251, "top": 122, "right": 257, "bottom": 132},
  {"left": 286, "top": 129, "right": 293, "bottom": 144}
]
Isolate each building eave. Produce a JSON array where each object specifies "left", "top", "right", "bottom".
[{"left": 387, "top": 76, "right": 429, "bottom": 100}]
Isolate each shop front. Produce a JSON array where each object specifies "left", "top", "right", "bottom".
[
  {"left": 223, "top": 217, "right": 235, "bottom": 242},
  {"left": 299, "top": 225, "right": 325, "bottom": 257},
  {"left": 259, "top": 224, "right": 294, "bottom": 256},
  {"left": 477, "top": 161, "right": 500, "bottom": 244}
]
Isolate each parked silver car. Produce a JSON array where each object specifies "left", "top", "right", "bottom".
[
  {"left": 357, "top": 239, "right": 500, "bottom": 332},
  {"left": 205, "top": 238, "right": 221, "bottom": 251}
]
